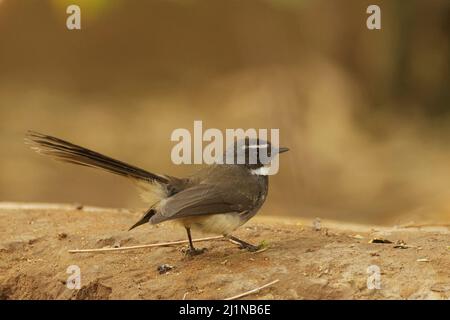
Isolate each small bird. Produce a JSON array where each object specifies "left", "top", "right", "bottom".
[{"left": 25, "top": 131, "right": 289, "bottom": 255}]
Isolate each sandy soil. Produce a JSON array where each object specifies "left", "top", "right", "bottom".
[{"left": 0, "top": 202, "right": 448, "bottom": 300}]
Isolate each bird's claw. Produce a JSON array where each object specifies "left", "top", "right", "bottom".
[
  {"left": 238, "top": 243, "right": 261, "bottom": 252},
  {"left": 183, "top": 247, "right": 207, "bottom": 256}
]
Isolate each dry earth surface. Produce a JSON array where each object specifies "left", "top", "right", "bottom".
[{"left": 0, "top": 203, "right": 449, "bottom": 300}]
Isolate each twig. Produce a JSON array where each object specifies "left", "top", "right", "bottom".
[
  {"left": 224, "top": 279, "right": 280, "bottom": 300},
  {"left": 399, "top": 222, "right": 450, "bottom": 228},
  {"left": 68, "top": 236, "right": 224, "bottom": 253},
  {"left": 227, "top": 238, "right": 241, "bottom": 246}
]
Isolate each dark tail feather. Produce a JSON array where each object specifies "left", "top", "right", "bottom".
[
  {"left": 128, "top": 208, "right": 156, "bottom": 230},
  {"left": 25, "top": 131, "right": 169, "bottom": 184}
]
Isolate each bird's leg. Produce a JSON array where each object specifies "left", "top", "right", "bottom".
[
  {"left": 227, "top": 235, "right": 261, "bottom": 252},
  {"left": 184, "top": 227, "right": 207, "bottom": 256}
]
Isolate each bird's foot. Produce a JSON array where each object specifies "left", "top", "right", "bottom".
[
  {"left": 227, "top": 235, "right": 264, "bottom": 252},
  {"left": 238, "top": 243, "right": 261, "bottom": 252},
  {"left": 183, "top": 247, "right": 207, "bottom": 256}
]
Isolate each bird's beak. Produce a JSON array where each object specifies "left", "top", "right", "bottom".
[{"left": 278, "top": 147, "right": 290, "bottom": 154}]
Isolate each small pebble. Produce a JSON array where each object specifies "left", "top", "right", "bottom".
[
  {"left": 313, "top": 218, "right": 321, "bottom": 231},
  {"left": 57, "top": 233, "right": 67, "bottom": 240},
  {"left": 157, "top": 264, "right": 174, "bottom": 274}
]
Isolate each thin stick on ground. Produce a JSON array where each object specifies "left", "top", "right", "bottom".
[
  {"left": 224, "top": 279, "right": 280, "bottom": 300},
  {"left": 68, "top": 235, "right": 224, "bottom": 253}
]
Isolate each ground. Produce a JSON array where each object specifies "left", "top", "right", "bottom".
[{"left": 0, "top": 203, "right": 448, "bottom": 300}]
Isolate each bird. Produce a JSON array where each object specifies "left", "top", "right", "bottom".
[{"left": 25, "top": 131, "right": 289, "bottom": 255}]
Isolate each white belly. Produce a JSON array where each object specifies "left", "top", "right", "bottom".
[{"left": 179, "top": 213, "right": 244, "bottom": 235}]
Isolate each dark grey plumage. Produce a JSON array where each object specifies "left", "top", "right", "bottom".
[{"left": 26, "top": 131, "right": 288, "bottom": 254}]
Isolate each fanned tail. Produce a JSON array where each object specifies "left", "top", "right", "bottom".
[{"left": 25, "top": 131, "right": 169, "bottom": 184}]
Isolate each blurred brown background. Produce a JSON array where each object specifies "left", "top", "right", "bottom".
[{"left": 0, "top": 0, "right": 449, "bottom": 225}]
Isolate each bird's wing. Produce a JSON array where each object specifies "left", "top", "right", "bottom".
[{"left": 150, "top": 183, "right": 254, "bottom": 224}]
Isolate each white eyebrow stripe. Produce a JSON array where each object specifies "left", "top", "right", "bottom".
[{"left": 246, "top": 144, "right": 269, "bottom": 149}]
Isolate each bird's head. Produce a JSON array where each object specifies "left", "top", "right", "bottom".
[{"left": 222, "top": 138, "right": 289, "bottom": 170}]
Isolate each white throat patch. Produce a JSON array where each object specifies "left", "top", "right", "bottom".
[{"left": 251, "top": 166, "right": 271, "bottom": 176}]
